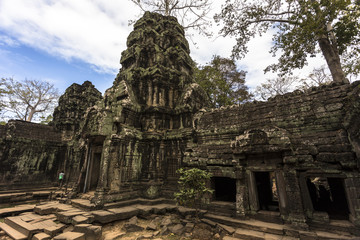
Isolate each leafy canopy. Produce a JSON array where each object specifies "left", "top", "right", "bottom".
[
  {"left": 174, "top": 168, "right": 213, "bottom": 215},
  {"left": 194, "top": 55, "right": 252, "bottom": 107},
  {"left": 215, "top": 0, "right": 360, "bottom": 81}
]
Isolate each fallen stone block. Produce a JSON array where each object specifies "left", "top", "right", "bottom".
[
  {"left": 71, "top": 215, "right": 89, "bottom": 225},
  {"left": 103, "top": 232, "right": 125, "bottom": 240},
  {"left": 34, "top": 203, "right": 58, "bottom": 215},
  {"left": 218, "top": 223, "right": 235, "bottom": 235},
  {"left": 91, "top": 210, "right": 117, "bottom": 224},
  {"left": 5, "top": 216, "right": 40, "bottom": 237},
  {"left": 73, "top": 224, "right": 102, "bottom": 240},
  {"left": 0, "top": 204, "right": 36, "bottom": 218},
  {"left": 53, "top": 232, "right": 85, "bottom": 240},
  {"left": 168, "top": 223, "right": 184, "bottom": 235},
  {"left": 107, "top": 206, "right": 139, "bottom": 221},
  {"left": 43, "top": 223, "right": 66, "bottom": 237},
  {"left": 32, "top": 232, "right": 51, "bottom": 240},
  {"left": 56, "top": 210, "right": 87, "bottom": 224},
  {"left": 122, "top": 223, "right": 144, "bottom": 232}
]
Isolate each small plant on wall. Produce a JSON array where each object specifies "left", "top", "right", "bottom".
[{"left": 174, "top": 168, "right": 213, "bottom": 218}]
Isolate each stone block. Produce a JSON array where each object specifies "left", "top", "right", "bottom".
[
  {"left": 43, "top": 223, "right": 66, "bottom": 237},
  {"left": 73, "top": 224, "right": 102, "bottom": 240},
  {"left": 56, "top": 210, "right": 87, "bottom": 224},
  {"left": 103, "top": 232, "right": 125, "bottom": 240},
  {"left": 107, "top": 206, "right": 139, "bottom": 221},
  {"left": 168, "top": 223, "right": 184, "bottom": 235},
  {"left": 218, "top": 223, "right": 235, "bottom": 234},
  {"left": 32, "top": 232, "right": 51, "bottom": 240},
  {"left": 53, "top": 232, "right": 85, "bottom": 240},
  {"left": 91, "top": 210, "right": 117, "bottom": 224},
  {"left": 71, "top": 215, "right": 89, "bottom": 225}
]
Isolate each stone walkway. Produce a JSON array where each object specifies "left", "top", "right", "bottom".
[{"left": 0, "top": 199, "right": 359, "bottom": 240}]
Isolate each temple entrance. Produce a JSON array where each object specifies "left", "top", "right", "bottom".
[
  {"left": 307, "top": 177, "right": 349, "bottom": 220},
  {"left": 212, "top": 177, "right": 236, "bottom": 202},
  {"left": 254, "top": 172, "right": 279, "bottom": 211},
  {"left": 88, "top": 152, "right": 101, "bottom": 190}
]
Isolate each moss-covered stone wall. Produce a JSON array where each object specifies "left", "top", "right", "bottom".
[{"left": 0, "top": 120, "right": 65, "bottom": 189}]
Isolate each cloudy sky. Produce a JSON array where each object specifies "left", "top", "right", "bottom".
[{"left": 0, "top": 0, "right": 327, "bottom": 94}]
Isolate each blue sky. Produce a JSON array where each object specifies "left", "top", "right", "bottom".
[{"left": 0, "top": 0, "right": 325, "bottom": 95}]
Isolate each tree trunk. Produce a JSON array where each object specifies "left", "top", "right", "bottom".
[
  {"left": 26, "top": 108, "right": 35, "bottom": 122},
  {"left": 317, "top": 37, "right": 349, "bottom": 84}
]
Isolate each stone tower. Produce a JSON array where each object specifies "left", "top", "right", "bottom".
[{"left": 74, "top": 12, "right": 209, "bottom": 205}]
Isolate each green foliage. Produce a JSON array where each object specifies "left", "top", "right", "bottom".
[
  {"left": 215, "top": 0, "right": 360, "bottom": 82},
  {"left": 0, "top": 78, "right": 7, "bottom": 113},
  {"left": 40, "top": 115, "right": 53, "bottom": 125},
  {"left": 174, "top": 168, "right": 213, "bottom": 214},
  {"left": 194, "top": 55, "right": 252, "bottom": 107},
  {"left": 2, "top": 78, "right": 59, "bottom": 122}
]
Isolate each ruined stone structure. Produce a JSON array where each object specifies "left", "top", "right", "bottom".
[{"left": 1, "top": 11, "right": 360, "bottom": 231}]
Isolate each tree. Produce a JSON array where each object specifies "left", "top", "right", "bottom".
[
  {"left": 3, "top": 78, "right": 59, "bottom": 122},
  {"left": 0, "top": 78, "right": 7, "bottom": 113},
  {"left": 194, "top": 55, "right": 252, "bottom": 107},
  {"left": 174, "top": 168, "right": 213, "bottom": 218},
  {"left": 254, "top": 76, "right": 300, "bottom": 100},
  {"left": 130, "top": 0, "right": 212, "bottom": 36},
  {"left": 215, "top": 0, "right": 360, "bottom": 83},
  {"left": 300, "top": 65, "right": 332, "bottom": 89}
]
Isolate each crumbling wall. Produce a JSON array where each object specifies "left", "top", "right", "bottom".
[
  {"left": 184, "top": 81, "right": 360, "bottom": 226},
  {"left": 0, "top": 120, "right": 65, "bottom": 189}
]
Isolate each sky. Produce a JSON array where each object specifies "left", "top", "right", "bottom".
[{"left": 0, "top": 0, "right": 328, "bottom": 95}]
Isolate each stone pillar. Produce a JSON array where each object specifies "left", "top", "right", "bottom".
[
  {"left": 247, "top": 170, "right": 259, "bottom": 213},
  {"left": 345, "top": 177, "right": 360, "bottom": 226},
  {"left": 235, "top": 167, "right": 247, "bottom": 217},
  {"left": 283, "top": 169, "right": 308, "bottom": 229}
]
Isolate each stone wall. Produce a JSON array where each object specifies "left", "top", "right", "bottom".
[
  {"left": 0, "top": 120, "right": 65, "bottom": 189},
  {"left": 184, "top": 81, "right": 360, "bottom": 226}
]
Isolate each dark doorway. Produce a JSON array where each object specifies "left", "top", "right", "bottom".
[
  {"left": 89, "top": 153, "right": 101, "bottom": 190},
  {"left": 212, "top": 177, "right": 236, "bottom": 202},
  {"left": 255, "top": 172, "right": 279, "bottom": 211},
  {"left": 307, "top": 177, "right": 349, "bottom": 220}
]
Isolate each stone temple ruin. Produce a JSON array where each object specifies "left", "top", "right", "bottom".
[{"left": 1, "top": 11, "right": 360, "bottom": 239}]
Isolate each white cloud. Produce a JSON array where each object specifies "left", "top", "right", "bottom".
[
  {"left": 0, "top": 0, "right": 141, "bottom": 74},
  {"left": 0, "top": 0, "right": 327, "bottom": 91}
]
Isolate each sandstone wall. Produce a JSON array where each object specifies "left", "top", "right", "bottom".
[{"left": 0, "top": 120, "right": 66, "bottom": 189}]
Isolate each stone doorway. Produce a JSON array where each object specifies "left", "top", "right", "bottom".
[
  {"left": 307, "top": 177, "right": 349, "bottom": 220},
  {"left": 88, "top": 152, "right": 101, "bottom": 191},
  {"left": 212, "top": 177, "right": 236, "bottom": 202},
  {"left": 254, "top": 172, "right": 279, "bottom": 211}
]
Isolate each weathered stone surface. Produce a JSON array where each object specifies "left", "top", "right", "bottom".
[
  {"left": 73, "top": 224, "right": 102, "bottom": 240},
  {"left": 168, "top": 223, "right": 184, "bottom": 235},
  {"left": 53, "top": 232, "right": 85, "bottom": 240},
  {"left": 32, "top": 232, "right": 51, "bottom": 240},
  {"left": 43, "top": 223, "right": 66, "bottom": 237},
  {"left": 102, "top": 232, "right": 125, "bottom": 240},
  {"left": 90, "top": 210, "right": 117, "bottom": 224},
  {"left": 122, "top": 223, "right": 144, "bottom": 232}
]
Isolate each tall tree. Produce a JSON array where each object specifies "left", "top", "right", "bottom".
[
  {"left": 215, "top": 0, "right": 360, "bottom": 83},
  {"left": 130, "top": 0, "right": 212, "bottom": 36},
  {"left": 254, "top": 76, "right": 300, "bottom": 100},
  {"left": 3, "top": 78, "right": 59, "bottom": 122},
  {"left": 194, "top": 55, "right": 252, "bottom": 107}
]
